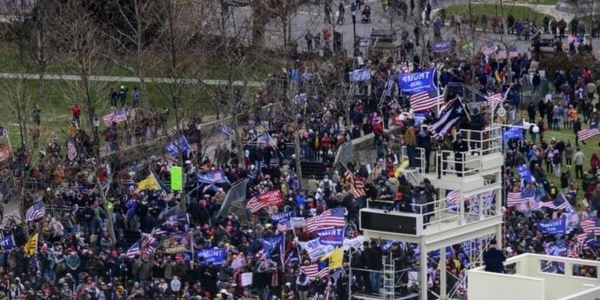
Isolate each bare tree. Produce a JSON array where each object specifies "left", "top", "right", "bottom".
[
  {"left": 149, "top": 0, "right": 209, "bottom": 211},
  {"left": 103, "top": 0, "right": 158, "bottom": 110},
  {"left": 48, "top": 0, "right": 117, "bottom": 244}
]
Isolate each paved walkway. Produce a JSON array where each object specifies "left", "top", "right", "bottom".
[{"left": 0, "top": 73, "right": 264, "bottom": 87}]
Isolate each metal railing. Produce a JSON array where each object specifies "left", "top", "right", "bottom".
[
  {"left": 446, "top": 82, "right": 488, "bottom": 104},
  {"left": 457, "top": 127, "right": 503, "bottom": 156},
  {"left": 366, "top": 190, "right": 498, "bottom": 230}
]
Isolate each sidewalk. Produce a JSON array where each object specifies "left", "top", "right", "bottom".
[{"left": 0, "top": 73, "right": 264, "bottom": 87}]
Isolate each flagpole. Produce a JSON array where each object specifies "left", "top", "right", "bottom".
[
  {"left": 458, "top": 96, "right": 472, "bottom": 122},
  {"left": 436, "top": 67, "right": 441, "bottom": 116}
]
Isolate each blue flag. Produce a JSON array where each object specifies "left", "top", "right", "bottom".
[
  {"left": 503, "top": 127, "right": 523, "bottom": 142},
  {"left": 262, "top": 234, "right": 284, "bottom": 258},
  {"left": 165, "top": 135, "right": 190, "bottom": 157},
  {"left": 196, "top": 171, "right": 230, "bottom": 185},
  {"left": 398, "top": 68, "right": 436, "bottom": 93},
  {"left": 196, "top": 248, "right": 227, "bottom": 265},
  {"left": 538, "top": 217, "right": 568, "bottom": 235},
  {"left": 0, "top": 235, "right": 14, "bottom": 250}
]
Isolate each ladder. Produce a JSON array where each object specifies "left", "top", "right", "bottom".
[{"left": 382, "top": 253, "right": 396, "bottom": 299}]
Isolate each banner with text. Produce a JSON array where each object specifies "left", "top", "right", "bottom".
[{"left": 398, "top": 68, "right": 436, "bottom": 93}]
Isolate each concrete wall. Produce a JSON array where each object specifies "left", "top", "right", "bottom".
[
  {"left": 468, "top": 269, "right": 545, "bottom": 300},
  {"left": 559, "top": 285, "right": 600, "bottom": 300}
]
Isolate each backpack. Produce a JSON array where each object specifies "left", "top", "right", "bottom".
[{"left": 553, "top": 153, "right": 561, "bottom": 164}]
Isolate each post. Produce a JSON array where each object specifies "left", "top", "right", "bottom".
[
  {"left": 348, "top": 247, "right": 353, "bottom": 298},
  {"left": 93, "top": 117, "right": 100, "bottom": 157},
  {"left": 352, "top": 10, "right": 357, "bottom": 56},
  {"left": 420, "top": 241, "right": 428, "bottom": 299},
  {"left": 440, "top": 248, "right": 447, "bottom": 299}
]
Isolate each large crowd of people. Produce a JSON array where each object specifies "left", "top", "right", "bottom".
[{"left": 1, "top": 1, "right": 600, "bottom": 300}]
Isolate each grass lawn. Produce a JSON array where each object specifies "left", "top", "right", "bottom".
[
  {"left": 516, "top": 118, "right": 599, "bottom": 210},
  {"left": 0, "top": 77, "right": 220, "bottom": 148},
  {"left": 0, "top": 42, "right": 277, "bottom": 81},
  {"left": 444, "top": 4, "right": 550, "bottom": 22}
]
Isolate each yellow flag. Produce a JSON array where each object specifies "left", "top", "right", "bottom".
[
  {"left": 24, "top": 233, "right": 38, "bottom": 256},
  {"left": 321, "top": 247, "right": 344, "bottom": 270},
  {"left": 394, "top": 160, "right": 410, "bottom": 177},
  {"left": 137, "top": 173, "right": 159, "bottom": 191}
]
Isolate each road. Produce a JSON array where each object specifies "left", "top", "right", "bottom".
[
  {"left": 0, "top": 73, "right": 264, "bottom": 87},
  {"left": 226, "top": 0, "right": 600, "bottom": 60}
]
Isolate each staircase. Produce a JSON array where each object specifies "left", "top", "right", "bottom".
[{"left": 300, "top": 161, "right": 327, "bottom": 179}]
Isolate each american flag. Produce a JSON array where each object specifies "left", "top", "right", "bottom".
[
  {"left": 540, "top": 196, "right": 572, "bottom": 211},
  {"left": 593, "top": 219, "right": 600, "bottom": 236},
  {"left": 141, "top": 232, "right": 158, "bottom": 250},
  {"left": 496, "top": 49, "right": 507, "bottom": 60},
  {"left": 277, "top": 220, "right": 292, "bottom": 232},
  {"left": 259, "top": 133, "right": 277, "bottom": 148},
  {"left": 486, "top": 93, "right": 504, "bottom": 107},
  {"left": 102, "top": 108, "right": 127, "bottom": 125},
  {"left": 506, "top": 192, "right": 533, "bottom": 207},
  {"left": 305, "top": 207, "right": 346, "bottom": 233},
  {"left": 445, "top": 190, "right": 461, "bottom": 205},
  {"left": 581, "top": 219, "right": 595, "bottom": 235},
  {"left": 344, "top": 171, "right": 366, "bottom": 198},
  {"left": 126, "top": 241, "right": 141, "bottom": 258},
  {"left": 300, "top": 260, "right": 329, "bottom": 279},
  {"left": 576, "top": 233, "right": 591, "bottom": 250},
  {"left": 221, "top": 124, "right": 235, "bottom": 139},
  {"left": 567, "top": 244, "right": 579, "bottom": 258},
  {"left": 67, "top": 139, "right": 77, "bottom": 161},
  {"left": 25, "top": 202, "right": 46, "bottom": 222},
  {"left": 577, "top": 128, "right": 600, "bottom": 142},
  {"left": 246, "top": 196, "right": 266, "bottom": 213},
  {"left": 410, "top": 92, "right": 443, "bottom": 112},
  {"left": 481, "top": 41, "right": 495, "bottom": 56},
  {"left": 509, "top": 46, "right": 519, "bottom": 58}
]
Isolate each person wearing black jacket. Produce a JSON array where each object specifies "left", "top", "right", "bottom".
[
  {"left": 483, "top": 239, "right": 506, "bottom": 273},
  {"left": 453, "top": 134, "right": 468, "bottom": 177},
  {"left": 363, "top": 240, "right": 383, "bottom": 294},
  {"left": 416, "top": 128, "right": 432, "bottom": 173},
  {"left": 573, "top": 118, "right": 582, "bottom": 146}
]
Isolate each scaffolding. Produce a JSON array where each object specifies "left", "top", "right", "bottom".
[{"left": 359, "top": 126, "right": 505, "bottom": 299}]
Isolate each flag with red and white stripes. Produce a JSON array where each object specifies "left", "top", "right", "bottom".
[
  {"left": 410, "top": 92, "right": 443, "bottom": 112},
  {"left": 300, "top": 260, "right": 329, "bottom": 279},
  {"left": 486, "top": 93, "right": 504, "bottom": 107},
  {"left": 506, "top": 192, "right": 533, "bottom": 207},
  {"left": 445, "top": 190, "right": 461, "bottom": 205},
  {"left": 344, "top": 171, "right": 366, "bottom": 198},
  {"left": 581, "top": 219, "right": 595, "bottom": 235},
  {"left": 481, "top": 41, "right": 495, "bottom": 56},
  {"left": 577, "top": 128, "right": 600, "bottom": 142},
  {"left": 305, "top": 207, "right": 346, "bottom": 233},
  {"left": 496, "top": 49, "right": 507, "bottom": 59},
  {"left": 67, "top": 139, "right": 78, "bottom": 161}
]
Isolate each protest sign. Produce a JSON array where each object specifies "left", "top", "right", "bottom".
[
  {"left": 291, "top": 217, "right": 306, "bottom": 228},
  {"left": 241, "top": 273, "right": 253, "bottom": 286},
  {"left": 316, "top": 228, "right": 344, "bottom": 246},
  {"left": 433, "top": 42, "right": 451, "bottom": 53}
]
